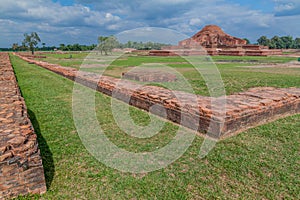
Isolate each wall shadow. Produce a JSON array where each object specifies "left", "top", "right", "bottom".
[{"left": 28, "top": 109, "right": 55, "bottom": 190}]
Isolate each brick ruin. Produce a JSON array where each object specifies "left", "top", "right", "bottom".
[
  {"left": 15, "top": 53, "right": 300, "bottom": 138},
  {"left": 179, "top": 25, "right": 247, "bottom": 47},
  {"left": 122, "top": 68, "right": 177, "bottom": 82},
  {"left": 152, "top": 25, "right": 283, "bottom": 56},
  {"left": 0, "top": 53, "right": 46, "bottom": 199}
]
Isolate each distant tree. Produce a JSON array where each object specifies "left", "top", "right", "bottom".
[
  {"left": 243, "top": 38, "right": 251, "bottom": 44},
  {"left": 98, "top": 36, "right": 108, "bottom": 55},
  {"left": 42, "top": 42, "right": 46, "bottom": 49},
  {"left": 67, "top": 44, "right": 72, "bottom": 51},
  {"left": 97, "top": 35, "right": 119, "bottom": 55},
  {"left": 19, "top": 43, "right": 28, "bottom": 51},
  {"left": 294, "top": 38, "right": 300, "bottom": 49},
  {"left": 127, "top": 41, "right": 133, "bottom": 48},
  {"left": 12, "top": 43, "right": 19, "bottom": 52},
  {"left": 23, "top": 32, "right": 41, "bottom": 54},
  {"left": 72, "top": 43, "right": 81, "bottom": 51},
  {"left": 280, "top": 36, "right": 294, "bottom": 49},
  {"left": 257, "top": 36, "right": 270, "bottom": 46},
  {"left": 270, "top": 36, "right": 284, "bottom": 49},
  {"left": 59, "top": 44, "right": 66, "bottom": 51}
]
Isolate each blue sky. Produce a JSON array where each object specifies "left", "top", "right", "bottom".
[{"left": 0, "top": 0, "right": 299, "bottom": 47}]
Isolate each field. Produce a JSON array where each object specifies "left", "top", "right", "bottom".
[
  {"left": 11, "top": 53, "right": 300, "bottom": 199},
  {"left": 36, "top": 53, "right": 300, "bottom": 95}
]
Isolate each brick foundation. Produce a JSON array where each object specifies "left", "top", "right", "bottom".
[
  {"left": 0, "top": 53, "right": 46, "bottom": 199},
  {"left": 122, "top": 69, "right": 177, "bottom": 82},
  {"left": 15, "top": 53, "right": 300, "bottom": 138}
]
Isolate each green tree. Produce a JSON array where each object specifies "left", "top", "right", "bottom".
[
  {"left": 270, "top": 36, "right": 284, "bottom": 49},
  {"left": 59, "top": 44, "right": 66, "bottom": 51},
  {"left": 257, "top": 36, "right": 270, "bottom": 46},
  {"left": 23, "top": 32, "right": 41, "bottom": 54},
  {"left": 41, "top": 42, "right": 46, "bottom": 50},
  {"left": 280, "top": 36, "right": 294, "bottom": 49},
  {"left": 12, "top": 43, "right": 19, "bottom": 52},
  {"left": 98, "top": 35, "right": 119, "bottom": 55},
  {"left": 294, "top": 38, "right": 300, "bottom": 49},
  {"left": 72, "top": 43, "right": 81, "bottom": 51},
  {"left": 243, "top": 38, "right": 251, "bottom": 44}
]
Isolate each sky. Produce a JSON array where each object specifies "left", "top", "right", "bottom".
[{"left": 0, "top": 0, "right": 299, "bottom": 47}]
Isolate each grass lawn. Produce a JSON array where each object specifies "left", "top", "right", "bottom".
[
  {"left": 37, "top": 53, "right": 300, "bottom": 96},
  {"left": 11, "top": 54, "right": 300, "bottom": 199}
]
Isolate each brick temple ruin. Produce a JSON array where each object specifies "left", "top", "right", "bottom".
[
  {"left": 0, "top": 53, "right": 46, "bottom": 199},
  {"left": 15, "top": 53, "right": 300, "bottom": 138},
  {"left": 147, "top": 25, "right": 283, "bottom": 56}
]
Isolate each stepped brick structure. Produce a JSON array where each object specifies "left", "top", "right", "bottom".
[
  {"left": 15, "top": 53, "right": 300, "bottom": 138},
  {"left": 155, "top": 25, "right": 282, "bottom": 56},
  {"left": 0, "top": 53, "right": 46, "bottom": 199},
  {"left": 179, "top": 25, "right": 247, "bottom": 47}
]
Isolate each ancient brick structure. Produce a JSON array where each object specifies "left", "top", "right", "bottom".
[
  {"left": 156, "top": 25, "right": 282, "bottom": 56},
  {"left": 0, "top": 53, "right": 46, "bottom": 199},
  {"left": 15, "top": 53, "right": 300, "bottom": 138},
  {"left": 122, "top": 69, "right": 177, "bottom": 82},
  {"left": 179, "top": 25, "right": 247, "bottom": 48}
]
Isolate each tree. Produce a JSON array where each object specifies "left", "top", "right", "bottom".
[
  {"left": 97, "top": 35, "right": 119, "bottom": 55},
  {"left": 294, "top": 38, "right": 300, "bottom": 49},
  {"left": 243, "top": 38, "right": 251, "bottom": 44},
  {"left": 23, "top": 32, "right": 41, "bottom": 54},
  {"left": 41, "top": 42, "right": 46, "bottom": 51},
  {"left": 59, "top": 44, "right": 66, "bottom": 51},
  {"left": 257, "top": 36, "right": 270, "bottom": 46},
  {"left": 280, "top": 36, "right": 294, "bottom": 49},
  {"left": 12, "top": 43, "right": 19, "bottom": 52},
  {"left": 270, "top": 36, "right": 284, "bottom": 49}
]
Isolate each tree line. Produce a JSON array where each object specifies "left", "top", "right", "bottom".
[
  {"left": 4, "top": 32, "right": 170, "bottom": 54},
  {"left": 257, "top": 35, "right": 300, "bottom": 49},
  {"left": 6, "top": 32, "right": 299, "bottom": 54}
]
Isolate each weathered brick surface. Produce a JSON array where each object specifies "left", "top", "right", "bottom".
[
  {"left": 179, "top": 25, "right": 247, "bottom": 47},
  {"left": 122, "top": 69, "right": 177, "bottom": 82},
  {"left": 15, "top": 53, "right": 300, "bottom": 138},
  {"left": 0, "top": 53, "right": 46, "bottom": 199},
  {"left": 160, "top": 25, "right": 282, "bottom": 57}
]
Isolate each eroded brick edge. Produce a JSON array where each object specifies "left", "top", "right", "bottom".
[{"left": 0, "top": 53, "right": 46, "bottom": 199}]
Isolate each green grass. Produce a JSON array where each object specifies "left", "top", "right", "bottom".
[
  {"left": 211, "top": 55, "right": 297, "bottom": 63},
  {"left": 10, "top": 54, "right": 300, "bottom": 199},
  {"left": 36, "top": 53, "right": 300, "bottom": 96}
]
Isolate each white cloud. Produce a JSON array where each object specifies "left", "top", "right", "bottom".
[
  {"left": 189, "top": 18, "right": 203, "bottom": 26},
  {"left": 274, "top": 0, "right": 300, "bottom": 16},
  {"left": 0, "top": 0, "right": 299, "bottom": 47}
]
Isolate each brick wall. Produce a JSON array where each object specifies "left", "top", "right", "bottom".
[
  {"left": 15, "top": 53, "right": 300, "bottom": 138},
  {"left": 0, "top": 53, "right": 46, "bottom": 199}
]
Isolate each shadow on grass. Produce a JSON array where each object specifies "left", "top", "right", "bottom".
[{"left": 28, "top": 109, "right": 55, "bottom": 190}]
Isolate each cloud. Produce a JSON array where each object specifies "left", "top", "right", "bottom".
[
  {"left": 116, "top": 27, "right": 188, "bottom": 44},
  {"left": 0, "top": 0, "right": 299, "bottom": 47},
  {"left": 0, "top": 0, "right": 121, "bottom": 27},
  {"left": 274, "top": 0, "right": 300, "bottom": 16}
]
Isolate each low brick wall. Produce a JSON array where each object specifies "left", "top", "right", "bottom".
[
  {"left": 122, "top": 69, "right": 177, "bottom": 82},
  {"left": 15, "top": 53, "right": 300, "bottom": 138},
  {"left": 0, "top": 53, "right": 46, "bottom": 199}
]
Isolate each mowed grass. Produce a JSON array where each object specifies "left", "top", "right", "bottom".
[
  {"left": 10, "top": 54, "right": 300, "bottom": 199},
  {"left": 37, "top": 53, "right": 300, "bottom": 95}
]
